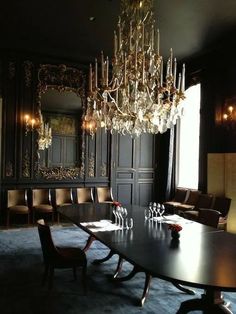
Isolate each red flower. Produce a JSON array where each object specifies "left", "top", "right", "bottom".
[
  {"left": 113, "top": 201, "right": 121, "bottom": 207},
  {"left": 168, "top": 224, "right": 182, "bottom": 232}
]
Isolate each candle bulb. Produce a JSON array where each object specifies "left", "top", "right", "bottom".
[
  {"left": 160, "top": 57, "right": 163, "bottom": 87},
  {"left": 142, "top": 54, "right": 145, "bottom": 84},
  {"left": 177, "top": 73, "right": 181, "bottom": 91},
  {"left": 89, "top": 64, "right": 92, "bottom": 92},
  {"left": 118, "top": 17, "right": 122, "bottom": 50},
  {"left": 124, "top": 53, "right": 127, "bottom": 86},
  {"left": 181, "top": 64, "right": 185, "bottom": 92},
  {"left": 101, "top": 51, "right": 104, "bottom": 85},
  {"left": 31, "top": 118, "right": 35, "bottom": 129},
  {"left": 95, "top": 59, "right": 98, "bottom": 89},
  {"left": 129, "top": 22, "right": 132, "bottom": 50},
  {"left": 142, "top": 22, "right": 145, "bottom": 50},
  {"left": 157, "top": 29, "right": 160, "bottom": 55},
  {"left": 173, "top": 58, "right": 177, "bottom": 87},
  {"left": 169, "top": 48, "right": 173, "bottom": 76},
  {"left": 106, "top": 56, "right": 109, "bottom": 86},
  {"left": 114, "top": 31, "right": 117, "bottom": 59}
]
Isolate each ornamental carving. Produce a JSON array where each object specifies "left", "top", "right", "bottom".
[
  {"left": 22, "top": 150, "right": 30, "bottom": 177},
  {"left": 5, "top": 161, "right": 13, "bottom": 177},
  {"left": 100, "top": 162, "right": 107, "bottom": 177},
  {"left": 88, "top": 154, "right": 95, "bottom": 177},
  {"left": 38, "top": 166, "right": 82, "bottom": 180},
  {"left": 8, "top": 62, "right": 16, "bottom": 79},
  {"left": 23, "top": 61, "right": 34, "bottom": 87}
]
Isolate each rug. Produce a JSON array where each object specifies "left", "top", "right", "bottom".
[{"left": 0, "top": 225, "right": 235, "bottom": 314}]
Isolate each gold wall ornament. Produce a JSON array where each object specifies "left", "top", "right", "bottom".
[
  {"left": 36, "top": 63, "right": 86, "bottom": 179},
  {"left": 5, "top": 161, "right": 13, "bottom": 177},
  {"left": 88, "top": 154, "right": 95, "bottom": 177},
  {"left": 22, "top": 149, "right": 30, "bottom": 177},
  {"left": 38, "top": 166, "right": 82, "bottom": 180},
  {"left": 23, "top": 60, "right": 34, "bottom": 87},
  {"left": 100, "top": 162, "right": 107, "bottom": 177}
]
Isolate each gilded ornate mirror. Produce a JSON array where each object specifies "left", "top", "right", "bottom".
[{"left": 36, "top": 64, "right": 86, "bottom": 180}]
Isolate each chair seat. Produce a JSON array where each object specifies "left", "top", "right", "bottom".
[
  {"left": 184, "top": 210, "right": 199, "bottom": 221},
  {"left": 34, "top": 204, "right": 53, "bottom": 212},
  {"left": 9, "top": 205, "right": 29, "bottom": 213},
  {"left": 164, "top": 201, "right": 183, "bottom": 207},
  {"left": 176, "top": 204, "right": 195, "bottom": 212},
  {"left": 56, "top": 247, "right": 87, "bottom": 266},
  {"left": 58, "top": 203, "right": 73, "bottom": 207}
]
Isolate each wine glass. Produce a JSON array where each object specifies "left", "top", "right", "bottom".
[
  {"left": 113, "top": 209, "right": 118, "bottom": 225},
  {"left": 149, "top": 202, "right": 154, "bottom": 218},
  {"left": 125, "top": 218, "right": 133, "bottom": 229},
  {"left": 159, "top": 204, "right": 165, "bottom": 219},
  {"left": 144, "top": 208, "right": 151, "bottom": 220}
]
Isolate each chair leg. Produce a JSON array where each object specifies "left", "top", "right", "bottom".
[
  {"left": 42, "top": 264, "right": 49, "bottom": 286},
  {"left": 6, "top": 211, "right": 10, "bottom": 228},
  {"left": 48, "top": 266, "right": 54, "bottom": 290},
  {"left": 57, "top": 212, "right": 60, "bottom": 224},
  {"left": 73, "top": 267, "right": 77, "bottom": 280},
  {"left": 27, "top": 212, "right": 30, "bottom": 225},
  {"left": 52, "top": 211, "right": 54, "bottom": 224},
  {"left": 82, "top": 265, "right": 87, "bottom": 295},
  {"left": 32, "top": 210, "right": 35, "bottom": 224}
]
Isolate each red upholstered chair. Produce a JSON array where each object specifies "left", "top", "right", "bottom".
[{"left": 37, "top": 219, "right": 87, "bottom": 292}]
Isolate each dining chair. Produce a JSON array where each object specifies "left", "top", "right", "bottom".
[
  {"left": 6, "top": 189, "right": 30, "bottom": 228},
  {"left": 163, "top": 187, "right": 189, "bottom": 213},
  {"left": 198, "top": 208, "right": 221, "bottom": 228},
  {"left": 37, "top": 219, "right": 87, "bottom": 292},
  {"left": 76, "top": 187, "right": 94, "bottom": 203},
  {"left": 212, "top": 196, "right": 231, "bottom": 230},
  {"left": 96, "top": 187, "right": 114, "bottom": 203},
  {"left": 184, "top": 194, "right": 214, "bottom": 221},
  {"left": 175, "top": 189, "right": 202, "bottom": 214},
  {"left": 54, "top": 188, "right": 73, "bottom": 223},
  {"left": 32, "top": 189, "right": 54, "bottom": 223}
]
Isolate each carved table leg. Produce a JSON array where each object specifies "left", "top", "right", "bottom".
[
  {"left": 171, "top": 281, "right": 195, "bottom": 295},
  {"left": 113, "top": 256, "right": 124, "bottom": 279},
  {"left": 113, "top": 265, "right": 141, "bottom": 282},
  {"left": 140, "top": 273, "right": 152, "bottom": 307},
  {"left": 83, "top": 235, "right": 96, "bottom": 252},
  {"left": 92, "top": 249, "right": 115, "bottom": 265},
  {"left": 176, "top": 288, "right": 233, "bottom": 314}
]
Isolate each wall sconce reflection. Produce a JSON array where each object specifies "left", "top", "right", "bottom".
[
  {"left": 24, "top": 114, "right": 36, "bottom": 135},
  {"left": 222, "top": 105, "right": 236, "bottom": 130}
]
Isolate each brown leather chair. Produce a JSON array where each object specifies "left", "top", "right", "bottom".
[
  {"left": 37, "top": 219, "right": 87, "bottom": 291},
  {"left": 55, "top": 188, "right": 73, "bottom": 223},
  {"left": 175, "top": 189, "right": 201, "bottom": 214},
  {"left": 6, "top": 189, "right": 30, "bottom": 228},
  {"left": 184, "top": 194, "right": 214, "bottom": 221},
  {"left": 96, "top": 187, "right": 114, "bottom": 203},
  {"left": 32, "top": 189, "right": 54, "bottom": 223},
  {"left": 212, "top": 196, "right": 231, "bottom": 230},
  {"left": 198, "top": 208, "right": 221, "bottom": 228},
  {"left": 163, "top": 187, "right": 189, "bottom": 213},
  {"left": 76, "top": 187, "right": 94, "bottom": 203}
]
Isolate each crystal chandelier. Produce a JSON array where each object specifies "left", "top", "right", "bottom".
[
  {"left": 38, "top": 111, "right": 52, "bottom": 150},
  {"left": 83, "top": 0, "right": 186, "bottom": 137}
]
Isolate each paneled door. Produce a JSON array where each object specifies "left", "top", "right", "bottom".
[{"left": 111, "top": 133, "right": 156, "bottom": 206}]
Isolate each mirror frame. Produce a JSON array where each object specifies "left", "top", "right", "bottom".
[{"left": 36, "top": 63, "right": 86, "bottom": 180}]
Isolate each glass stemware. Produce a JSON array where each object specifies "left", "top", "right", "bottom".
[{"left": 159, "top": 204, "right": 165, "bottom": 219}]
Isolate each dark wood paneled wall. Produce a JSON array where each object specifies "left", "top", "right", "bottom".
[{"left": 0, "top": 53, "right": 157, "bottom": 211}]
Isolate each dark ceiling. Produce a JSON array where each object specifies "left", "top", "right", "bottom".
[{"left": 1, "top": 0, "right": 236, "bottom": 66}]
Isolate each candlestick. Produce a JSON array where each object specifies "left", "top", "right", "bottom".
[
  {"left": 101, "top": 51, "right": 104, "bottom": 85},
  {"left": 173, "top": 58, "right": 177, "bottom": 87},
  {"left": 181, "top": 64, "right": 185, "bottom": 92},
  {"left": 157, "top": 29, "right": 160, "bottom": 55},
  {"left": 106, "top": 56, "right": 109, "bottom": 86},
  {"left": 89, "top": 63, "right": 92, "bottom": 92},
  {"left": 95, "top": 59, "right": 98, "bottom": 88}
]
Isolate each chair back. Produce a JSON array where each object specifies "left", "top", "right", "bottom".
[
  {"left": 37, "top": 219, "right": 58, "bottom": 262},
  {"left": 198, "top": 209, "right": 221, "bottom": 228},
  {"left": 212, "top": 196, "right": 231, "bottom": 217},
  {"left": 55, "top": 188, "right": 72, "bottom": 206},
  {"left": 185, "top": 189, "right": 201, "bottom": 205},
  {"left": 96, "top": 187, "right": 114, "bottom": 203},
  {"left": 76, "top": 188, "right": 94, "bottom": 203},
  {"left": 7, "top": 189, "right": 27, "bottom": 207},
  {"left": 173, "top": 188, "right": 189, "bottom": 203},
  {"left": 32, "top": 189, "right": 51, "bottom": 206},
  {"left": 195, "top": 194, "right": 213, "bottom": 210}
]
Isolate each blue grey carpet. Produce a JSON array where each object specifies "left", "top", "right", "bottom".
[{"left": 0, "top": 225, "right": 236, "bottom": 314}]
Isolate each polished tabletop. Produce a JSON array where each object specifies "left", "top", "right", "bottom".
[{"left": 58, "top": 203, "right": 236, "bottom": 292}]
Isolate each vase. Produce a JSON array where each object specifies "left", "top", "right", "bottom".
[{"left": 171, "top": 230, "right": 180, "bottom": 239}]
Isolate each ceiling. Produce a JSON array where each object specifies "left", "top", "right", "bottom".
[{"left": 1, "top": 0, "right": 236, "bottom": 66}]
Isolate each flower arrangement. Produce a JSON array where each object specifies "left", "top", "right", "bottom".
[
  {"left": 168, "top": 224, "right": 182, "bottom": 232},
  {"left": 113, "top": 201, "right": 121, "bottom": 207}
]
